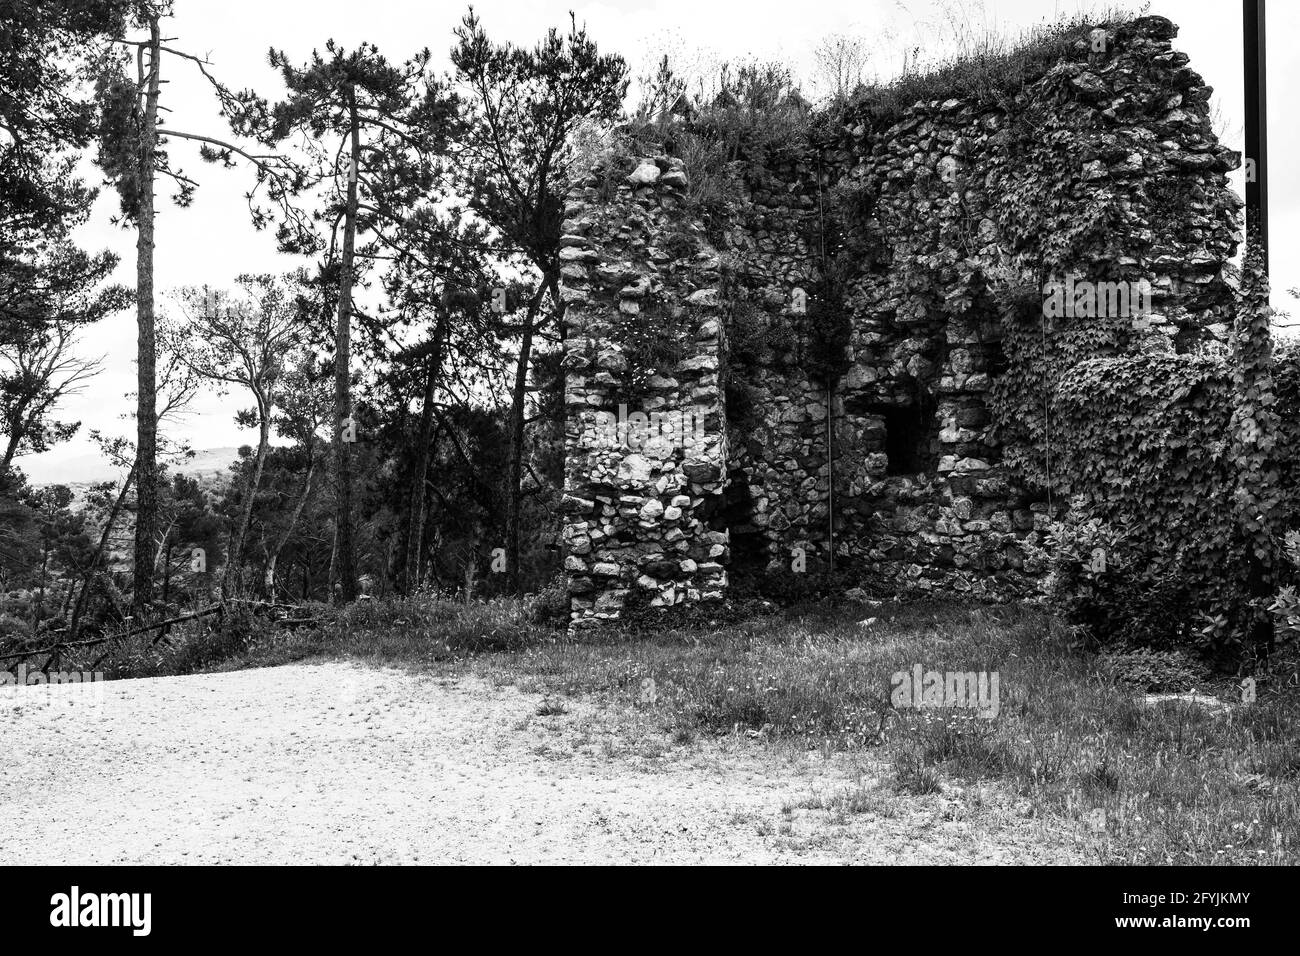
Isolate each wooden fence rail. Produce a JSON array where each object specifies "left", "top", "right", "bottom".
[
  {"left": 1, "top": 599, "right": 329, "bottom": 670},
  {"left": 0, "top": 604, "right": 226, "bottom": 665}
]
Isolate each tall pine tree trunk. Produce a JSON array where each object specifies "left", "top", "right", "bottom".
[
  {"left": 403, "top": 312, "right": 448, "bottom": 594},
  {"left": 223, "top": 400, "right": 270, "bottom": 598},
  {"left": 505, "top": 289, "right": 542, "bottom": 595},
  {"left": 331, "top": 89, "right": 360, "bottom": 603},
  {"left": 265, "top": 456, "right": 315, "bottom": 596},
  {"left": 132, "top": 17, "right": 162, "bottom": 614}
]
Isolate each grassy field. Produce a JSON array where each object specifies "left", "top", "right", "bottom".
[{"left": 87, "top": 593, "right": 1300, "bottom": 865}]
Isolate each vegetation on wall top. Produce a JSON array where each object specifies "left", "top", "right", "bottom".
[{"left": 837, "top": 11, "right": 1137, "bottom": 134}]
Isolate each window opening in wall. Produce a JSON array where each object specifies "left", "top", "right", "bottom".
[{"left": 873, "top": 393, "right": 939, "bottom": 476}]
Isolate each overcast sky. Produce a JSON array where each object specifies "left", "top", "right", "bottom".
[{"left": 16, "top": 0, "right": 1297, "bottom": 482}]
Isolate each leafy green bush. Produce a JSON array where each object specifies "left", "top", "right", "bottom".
[
  {"left": 1042, "top": 506, "right": 1196, "bottom": 650},
  {"left": 0, "top": 610, "right": 29, "bottom": 644},
  {"left": 528, "top": 579, "right": 571, "bottom": 628},
  {"left": 805, "top": 270, "right": 852, "bottom": 385},
  {"left": 1096, "top": 646, "right": 1206, "bottom": 692},
  {"left": 327, "top": 594, "right": 549, "bottom": 657},
  {"left": 1048, "top": 350, "right": 1283, "bottom": 657},
  {"left": 725, "top": 299, "right": 796, "bottom": 368},
  {"left": 1266, "top": 530, "right": 1300, "bottom": 645},
  {"left": 93, "top": 603, "right": 261, "bottom": 680},
  {"left": 625, "top": 57, "right": 811, "bottom": 229}
]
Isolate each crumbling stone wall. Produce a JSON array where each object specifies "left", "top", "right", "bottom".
[
  {"left": 562, "top": 15, "right": 1242, "bottom": 622},
  {"left": 560, "top": 157, "right": 730, "bottom": 626}
]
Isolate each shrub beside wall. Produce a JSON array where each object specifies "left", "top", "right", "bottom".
[
  {"left": 1049, "top": 305, "right": 1299, "bottom": 659},
  {"left": 1049, "top": 352, "right": 1240, "bottom": 651}
]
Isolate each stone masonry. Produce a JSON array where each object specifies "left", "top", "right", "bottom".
[
  {"left": 561, "top": 15, "right": 1242, "bottom": 624},
  {"left": 560, "top": 156, "right": 731, "bottom": 626}
]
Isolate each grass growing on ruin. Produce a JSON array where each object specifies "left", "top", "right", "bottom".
[{"left": 847, "top": 8, "right": 1135, "bottom": 129}]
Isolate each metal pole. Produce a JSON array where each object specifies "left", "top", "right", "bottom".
[
  {"left": 1243, "top": 0, "right": 1268, "bottom": 272},
  {"left": 827, "top": 386, "right": 834, "bottom": 573}
]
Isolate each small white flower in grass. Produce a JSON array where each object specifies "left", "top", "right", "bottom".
[{"left": 638, "top": 677, "right": 658, "bottom": 707}]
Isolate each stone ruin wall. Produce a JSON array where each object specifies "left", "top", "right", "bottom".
[
  {"left": 559, "top": 156, "right": 732, "bottom": 625},
  {"left": 561, "top": 15, "right": 1242, "bottom": 626}
]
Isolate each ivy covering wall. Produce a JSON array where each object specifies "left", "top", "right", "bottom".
[{"left": 1050, "top": 247, "right": 1293, "bottom": 657}]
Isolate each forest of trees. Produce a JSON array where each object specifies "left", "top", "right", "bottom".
[
  {"left": 0, "top": 0, "right": 656, "bottom": 648},
  {"left": 0, "top": 0, "right": 878, "bottom": 657}
]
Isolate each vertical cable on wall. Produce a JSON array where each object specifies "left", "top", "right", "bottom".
[{"left": 816, "top": 150, "right": 835, "bottom": 571}]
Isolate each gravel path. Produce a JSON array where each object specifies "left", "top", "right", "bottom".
[{"left": 0, "top": 661, "right": 1084, "bottom": 864}]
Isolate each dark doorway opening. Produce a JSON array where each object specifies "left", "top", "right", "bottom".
[
  {"left": 872, "top": 393, "right": 939, "bottom": 476},
  {"left": 714, "top": 468, "right": 767, "bottom": 570}
]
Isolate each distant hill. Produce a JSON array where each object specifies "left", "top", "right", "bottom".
[{"left": 19, "top": 446, "right": 249, "bottom": 488}]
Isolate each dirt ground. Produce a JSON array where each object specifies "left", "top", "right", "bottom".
[{"left": 0, "top": 661, "right": 1087, "bottom": 864}]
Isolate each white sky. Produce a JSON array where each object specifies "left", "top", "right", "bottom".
[{"left": 16, "top": 0, "right": 1298, "bottom": 480}]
